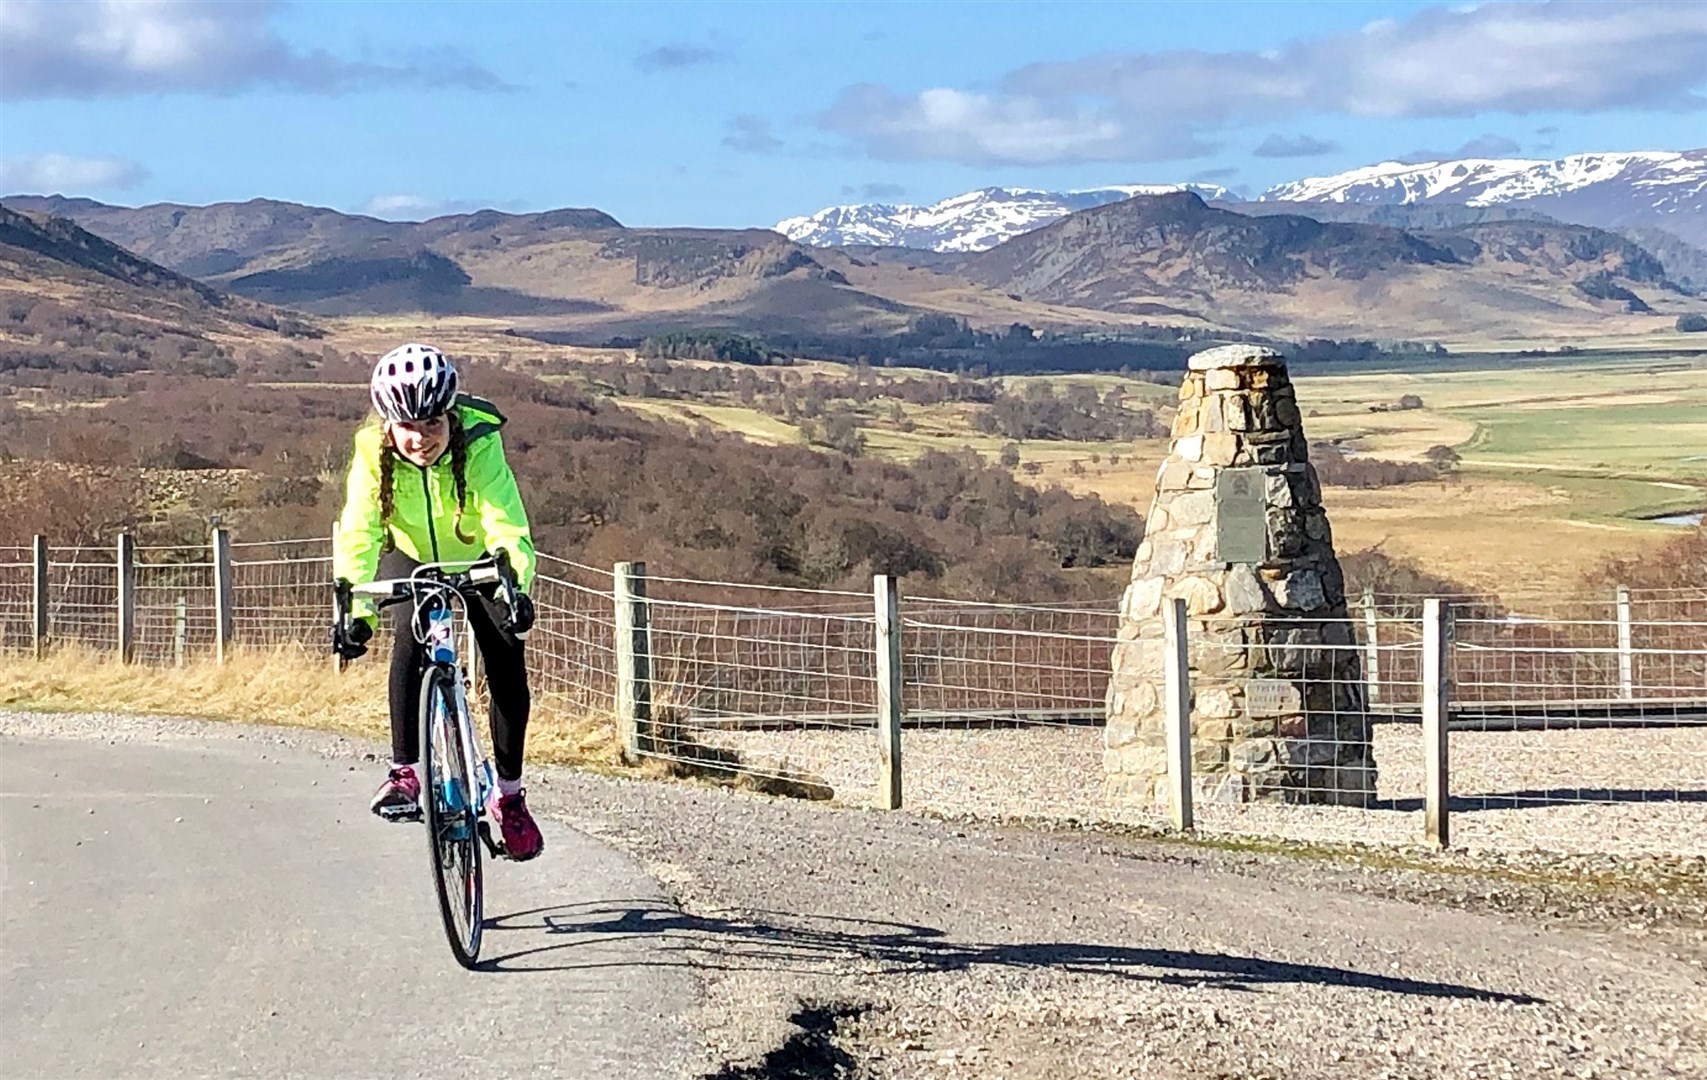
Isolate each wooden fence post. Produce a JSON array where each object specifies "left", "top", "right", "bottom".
[
  {"left": 1616, "top": 585, "right": 1634, "bottom": 700},
  {"left": 1422, "top": 598, "right": 1451, "bottom": 848},
  {"left": 614, "top": 561, "right": 653, "bottom": 764},
  {"left": 1362, "top": 585, "right": 1381, "bottom": 704},
  {"left": 116, "top": 533, "right": 135, "bottom": 663},
  {"left": 1163, "top": 597, "right": 1194, "bottom": 833},
  {"left": 873, "top": 574, "right": 903, "bottom": 810},
  {"left": 32, "top": 535, "right": 47, "bottom": 661},
  {"left": 212, "top": 527, "right": 235, "bottom": 665},
  {"left": 174, "top": 595, "right": 188, "bottom": 668}
]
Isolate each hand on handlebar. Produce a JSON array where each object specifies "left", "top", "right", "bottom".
[
  {"left": 505, "top": 592, "right": 535, "bottom": 639},
  {"left": 332, "top": 616, "right": 373, "bottom": 660}
]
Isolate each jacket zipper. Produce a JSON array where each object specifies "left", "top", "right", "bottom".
[{"left": 418, "top": 465, "right": 441, "bottom": 561}]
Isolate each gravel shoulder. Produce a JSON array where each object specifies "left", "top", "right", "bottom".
[{"left": 5, "top": 709, "right": 1703, "bottom": 1080}]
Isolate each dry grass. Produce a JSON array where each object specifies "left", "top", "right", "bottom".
[{"left": 0, "top": 644, "right": 632, "bottom": 773}]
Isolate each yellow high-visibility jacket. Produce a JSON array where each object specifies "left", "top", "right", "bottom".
[{"left": 333, "top": 395, "right": 535, "bottom": 621}]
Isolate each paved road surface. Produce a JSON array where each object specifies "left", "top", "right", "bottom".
[{"left": 1, "top": 735, "right": 697, "bottom": 1079}]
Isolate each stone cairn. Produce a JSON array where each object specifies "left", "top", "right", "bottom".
[{"left": 1104, "top": 344, "right": 1375, "bottom": 807}]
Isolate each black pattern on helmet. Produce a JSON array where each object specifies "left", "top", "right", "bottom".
[{"left": 370, "top": 342, "right": 459, "bottom": 422}]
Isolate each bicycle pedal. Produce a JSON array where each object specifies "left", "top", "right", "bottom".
[
  {"left": 477, "top": 820, "right": 507, "bottom": 858},
  {"left": 376, "top": 805, "right": 423, "bottom": 823}
]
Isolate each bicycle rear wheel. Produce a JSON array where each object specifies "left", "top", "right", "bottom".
[{"left": 419, "top": 663, "right": 483, "bottom": 968}]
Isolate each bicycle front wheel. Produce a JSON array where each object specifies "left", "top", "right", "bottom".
[{"left": 419, "top": 663, "right": 484, "bottom": 968}]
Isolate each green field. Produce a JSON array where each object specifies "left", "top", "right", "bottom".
[{"left": 597, "top": 352, "right": 1705, "bottom": 592}]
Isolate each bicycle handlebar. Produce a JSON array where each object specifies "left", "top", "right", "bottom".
[{"left": 333, "top": 552, "right": 520, "bottom": 630}]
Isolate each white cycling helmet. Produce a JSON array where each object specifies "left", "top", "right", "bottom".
[{"left": 370, "top": 343, "right": 458, "bottom": 423}]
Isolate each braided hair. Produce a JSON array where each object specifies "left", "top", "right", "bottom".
[{"left": 376, "top": 408, "right": 476, "bottom": 548}]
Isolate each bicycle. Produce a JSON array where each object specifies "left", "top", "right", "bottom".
[{"left": 333, "top": 553, "right": 524, "bottom": 968}]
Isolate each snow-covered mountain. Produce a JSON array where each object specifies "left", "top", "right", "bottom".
[
  {"left": 776, "top": 183, "right": 1229, "bottom": 253},
  {"left": 1260, "top": 150, "right": 1706, "bottom": 245}
]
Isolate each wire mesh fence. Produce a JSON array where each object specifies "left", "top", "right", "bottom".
[
  {"left": 45, "top": 546, "right": 119, "bottom": 653},
  {"left": 640, "top": 576, "right": 879, "bottom": 803},
  {"left": 898, "top": 596, "right": 1124, "bottom": 823},
  {"left": 10, "top": 530, "right": 1707, "bottom": 855},
  {"left": 132, "top": 547, "right": 218, "bottom": 666},
  {"left": 531, "top": 554, "right": 619, "bottom": 721},
  {"left": 0, "top": 546, "right": 32, "bottom": 655},
  {"left": 229, "top": 537, "right": 334, "bottom": 651}
]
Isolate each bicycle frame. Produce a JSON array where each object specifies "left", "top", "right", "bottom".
[{"left": 342, "top": 560, "right": 509, "bottom": 852}]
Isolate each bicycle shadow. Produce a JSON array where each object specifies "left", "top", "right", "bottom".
[{"left": 474, "top": 899, "right": 1542, "bottom": 1004}]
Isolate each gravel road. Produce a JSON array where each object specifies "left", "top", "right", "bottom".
[
  {"left": 699, "top": 722, "right": 1707, "bottom": 857},
  {"left": 4, "top": 709, "right": 1703, "bottom": 1079}
]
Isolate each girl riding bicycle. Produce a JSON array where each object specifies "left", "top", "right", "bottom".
[{"left": 331, "top": 343, "right": 544, "bottom": 861}]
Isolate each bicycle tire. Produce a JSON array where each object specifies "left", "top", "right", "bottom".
[{"left": 419, "top": 663, "right": 484, "bottom": 968}]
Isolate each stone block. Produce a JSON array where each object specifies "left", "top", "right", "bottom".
[
  {"left": 1304, "top": 512, "right": 1329, "bottom": 541},
  {"left": 1248, "top": 435, "right": 1294, "bottom": 466},
  {"left": 1229, "top": 738, "right": 1278, "bottom": 771},
  {"left": 1169, "top": 490, "right": 1215, "bottom": 528},
  {"left": 1196, "top": 685, "right": 1240, "bottom": 718},
  {"left": 1196, "top": 774, "right": 1247, "bottom": 806},
  {"left": 1226, "top": 564, "right": 1265, "bottom": 614},
  {"left": 1273, "top": 569, "right": 1325, "bottom": 611},
  {"left": 1224, "top": 395, "right": 1252, "bottom": 431},
  {"left": 1274, "top": 394, "right": 1300, "bottom": 429},
  {"left": 1193, "top": 716, "right": 1233, "bottom": 743},
  {"left": 1121, "top": 576, "right": 1164, "bottom": 620},
  {"left": 1174, "top": 575, "right": 1223, "bottom": 615},
  {"left": 1231, "top": 713, "right": 1278, "bottom": 740},
  {"left": 1191, "top": 625, "right": 1248, "bottom": 677},
  {"left": 1187, "top": 344, "right": 1284, "bottom": 371},
  {"left": 1204, "top": 431, "right": 1240, "bottom": 466},
  {"left": 1205, "top": 368, "right": 1241, "bottom": 391},
  {"left": 1176, "top": 434, "right": 1204, "bottom": 463},
  {"left": 1265, "top": 471, "right": 1294, "bottom": 509},
  {"left": 1104, "top": 718, "right": 1141, "bottom": 749},
  {"left": 1192, "top": 739, "right": 1229, "bottom": 770},
  {"left": 1157, "top": 462, "right": 1194, "bottom": 491},
  {"left": 1201, "top": 400, "right": 1226, "bottom": 434},
  {"left": 1173, "top": 408, "right": 1200, "bottom": 437},
  {"left": 1150, "top": 536, "right": 1190, "bottom": 576}
]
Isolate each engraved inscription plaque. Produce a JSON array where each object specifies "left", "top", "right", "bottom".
[
  {"left": 1215, "top": 467, "right": 1268, "bottom": 564},
  {"left": 1246, "top": 678, "right": 1301, "bottom": 717}
]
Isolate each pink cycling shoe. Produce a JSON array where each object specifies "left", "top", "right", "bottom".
[
  {"left": 370, "top": 766, "right": 422, "bottom": 821},
  {"left": 489, "top": 789, "right": 544, "bottom": 861}
]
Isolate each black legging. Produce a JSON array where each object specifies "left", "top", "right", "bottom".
[{"left": 379, "top": 549, "right": 531, "bottom": 781}]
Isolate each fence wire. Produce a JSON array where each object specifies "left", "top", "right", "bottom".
[
  {"left": 0, "top": 550, "right": 31, "bottom": 655},
  {"left": 532, "top": 555, "right": 618, "bottom": 721},
  {"left": 12, "top": 533, "right": 1707, "bottom": 855},
  {"left": 639, "top": 576, "right": 879, "bottom": 804},
  {"left": 230, "top": 538, "right": 334, "bottom": 651},
  {"left": 45, "top": 547, "right": 119, "bottom": 652}
]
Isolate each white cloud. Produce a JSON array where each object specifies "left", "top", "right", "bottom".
[
  {"left": 1397, "top": 133, "right": 1523, "bottom": 164},
  {"left": 723, "top": 115, "right": 782, "bottom": 155},
  {"left": 359, "top": 195, "right": 511, "bottom": 221},
  {"left": 0, "top": 153, "right": 151, "bottom": 191},
  {"left": 820, "top": 83, "right": 1212, "bottom": 166},
  {"left": 0, "top": 0, "right": 510, "bottom": 99},
  {"left": 1252, "top": 133, "right": 1341, "bottom": 158},
  {"left": 819, "top": 1, "right": 1706, "bottom": 166}
]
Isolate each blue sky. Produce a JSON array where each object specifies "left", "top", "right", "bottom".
[{"left": 1, "top": 0, "right": 1703, "bottom": 228}]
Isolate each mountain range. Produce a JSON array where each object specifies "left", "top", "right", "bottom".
[
  {"left": 5, "top": 149, "right": 1707, "bottom": 346},
  {"left": 776, "top": 184, "right": 1230, "bottom": 253},
  {"left": 778, "top": 150, "right": 1707, "bottom": 255}
]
